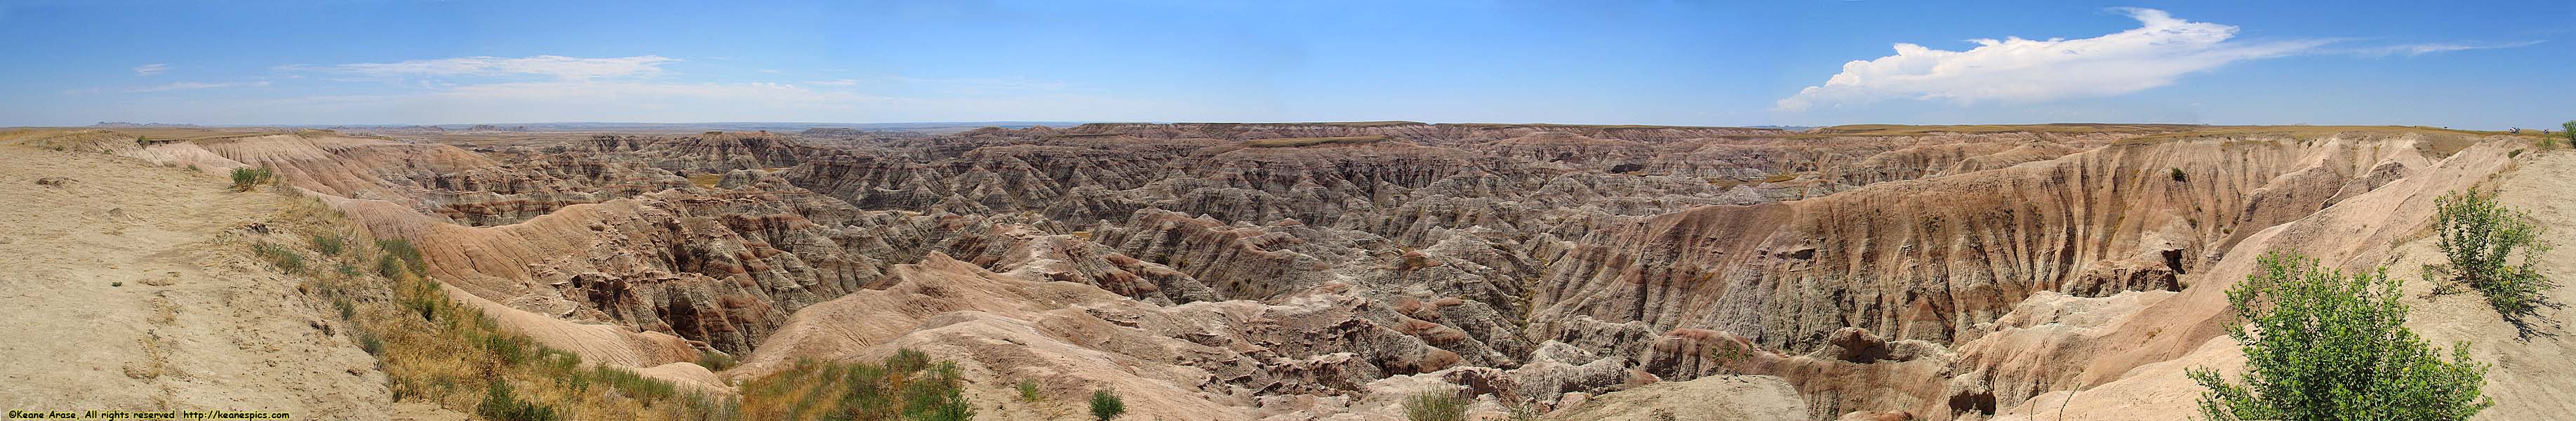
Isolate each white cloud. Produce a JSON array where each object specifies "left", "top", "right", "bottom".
[
  {"left": 126, "top": 81, "right": 269, "bottom": 93},
  {"left": 1777, "top": 8, "right": 2323, "bottom": 111},
  {"left": 809, "top": 79, "right": 860, "bottom": 86},
  {"left": 882, "top": 76, "right": 1072, "bottom": 95},
  {"left": 2347, "top": 41, "right": 2543, "bottom": 58},
  {"left": 279, "top": 55, "right": 679, "bottom": 80},
  {"left": 133, "top": 63, "right": 168, "bottom": 76}
]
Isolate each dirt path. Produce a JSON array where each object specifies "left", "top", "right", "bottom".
[{"left": 0, "top": 145, "right": 391, "bottom": 420}]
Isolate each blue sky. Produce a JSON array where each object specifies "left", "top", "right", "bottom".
[{"left": 1, "top": 1, "right": 2569, "bottom": 128}]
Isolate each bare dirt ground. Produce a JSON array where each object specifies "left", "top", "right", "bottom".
[{"left": 0, "top": 145, "right": 392, "bottom": 420}]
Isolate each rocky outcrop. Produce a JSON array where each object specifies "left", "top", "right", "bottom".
[{"left": 111, "top": 121, "right": 2546, "bottom": 421}]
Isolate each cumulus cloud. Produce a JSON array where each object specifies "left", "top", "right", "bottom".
[
  {"left": 2346, "top": 41, "right": 2543, "bottom": 58},
  {"left": 133, "top": 63, "right": 168, "bottom": 76},
  {"left": 127, "top": 81, "right": 269, "bottom": 93},
  {"left": 1777, "top": 8, "right": 2323, "bottom": 111},
  {"left": 279, "top": 55, "right": 679, "bottom": 80}
]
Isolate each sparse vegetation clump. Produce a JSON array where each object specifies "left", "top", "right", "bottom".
[
  {"left": 1089, "top": 389, "right": 1126, "bottom": 421},
  {"left": 2170, "top": 168, "right": 2187, "bottom": 182},
  {"left": 312, "top": 234, "right": 345, "bottom": 255},
  {"left": 694, "top": 351, "right": 737, "bottom": 372},
  {"left": 1401, "top": 391, "right": 1469, "bottom": 421},
  {"left": 376, "top": 238, "right": 425, "bottom": 277},
  {"left": 1017, "top": 380, "right": 1043, "bottom": 403},
  {"left": 2189, "top": 252, "right": 2491, "bottom": 420},
  {"left": 229, "top": 166, "right": 275, "bottom": 191},
  {"left": 476, "top": 381, "right": 562, "bottom": 421},
  {"left": 2429, "top": 189, "right": 2558, "bottom": 336},
  {"left": 252, "top": 242, "right": 305, "bottom": 273},
  {"left": 736, "top": 349, "right": 974, "bottom": 421}
]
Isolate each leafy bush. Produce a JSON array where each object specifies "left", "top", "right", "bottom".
[
  {"left": 229, "top": 167, "right": 275, "bottom": 191},
  {"left": 2561, "top": 120, "right": 2575, "bottom": 148},
  {"left": 253, "top": 243, "right": 305, "bottom": 273},
  {"left": 1402, "top": 391, "right": 1468, "bottom": 421},
  {"left": 476, "top": 381, "right": 562, "bottom": 421},
  {"left": 2430, "top": 189, "right": 2558, "bottom": 336},
  {"left": 2189, "top": 252, "right": 2491, "bottom": 420},
  {"left": 1090, "top": 389, "right": 1126, "bottom": 421}
]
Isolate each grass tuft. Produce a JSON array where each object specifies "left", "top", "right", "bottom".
[
  {"left": 253, "top": 242, "right": 305, "bottom": 273},
  {"left": 229, "top": 167, "right": 276, "bottom": 191},
  {"left": 312, "top": 234, "right": 346, "bottom": 255}
]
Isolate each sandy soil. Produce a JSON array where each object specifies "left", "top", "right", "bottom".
[{"left": 0, "top": 145, "right": 393, "bottom": 420}]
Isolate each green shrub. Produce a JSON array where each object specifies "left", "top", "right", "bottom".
[
  {"left": 378, "top": 239, "right": 425, "bottom": 273},
  {"left": 886, "top": 348, "right": 930, "bottom": 373},
  {"left": 253, "top": 243, "right": 305, "bottom": 273},
  {"left": 376, "top": 255, "right": 406, "bottom": 278},
  {"left": 229, "top": 167, "right": 275, "bottom": 191},
  {"left": 900, "top": 363, "right": 972, "bottom": 421},
  {"left": 2170, "top": 168, "right": 2187, "bottom": 182},
  {"left": 481, "top": 334, "right": 530, "bottom": 367},
  {"left": 358, "top": 333, "right": 383, "bottom": 356},
  {"left": 2430, "top": 189, "right": 2558, "bottom": 336},
  {"left": 1090, "top": 389, "right": 1126, "bottom": 421},
  {"left": 476, "top": 381, "right": 562, "bottom": 421},
  {"left": 2189, "top": 252, "right": 2491, "bottom": 420},
  {"left": 1402, "top": 391, "right": 1469, "bottom": 421},
  {"left": 1017, "top": 380, "right": 1043, "bottom": 402},
  {"left": 312, "top": 234, "right": 345, "bottom": 255},
  {"left": 538, "top": 349, "right": 582, "bottom": 375},
  {"left": 2561, "top": 120, "right": 2575, "bottom": 148}
]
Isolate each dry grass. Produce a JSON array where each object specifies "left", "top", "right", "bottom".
[
  {"left": 1244, "top": 135, "right": 1389, "bottom": 147},
  {"left": 268, "top": 196, "right": 735, "bottom": 420},
  {"left": 736, "top": 352, "right": 974, "bottom": 421}
]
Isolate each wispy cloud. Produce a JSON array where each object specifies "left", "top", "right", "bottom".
[
  {"left": 127, "top": 81, "right": 269, "bottom": 93},
  {"left": 278, "top": 55, "right": 680, "bottom": 80},
  {"left": 1777, "top": 8, "right": 2324, "bottom": 111},
  {"left": 809, "top": 79, "right": 860, "bottom": 86},
  {"left": 883, "top": 76, "right": 1071, "bottom": 93},
  {"left": 133, "top": 63, "right": 169, "bottom": 76},
  {"left": 2345, "top": 41, "right": 2543, "bottom": 58}
]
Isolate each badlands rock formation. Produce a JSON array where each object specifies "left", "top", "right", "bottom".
[{"left": 17, "top": 122, "right": 2569, "bottom": 420}]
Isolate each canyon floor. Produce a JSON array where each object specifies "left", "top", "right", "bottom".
[{"left": 1, "top": 123, "right": 2569, "bottom": 420}]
